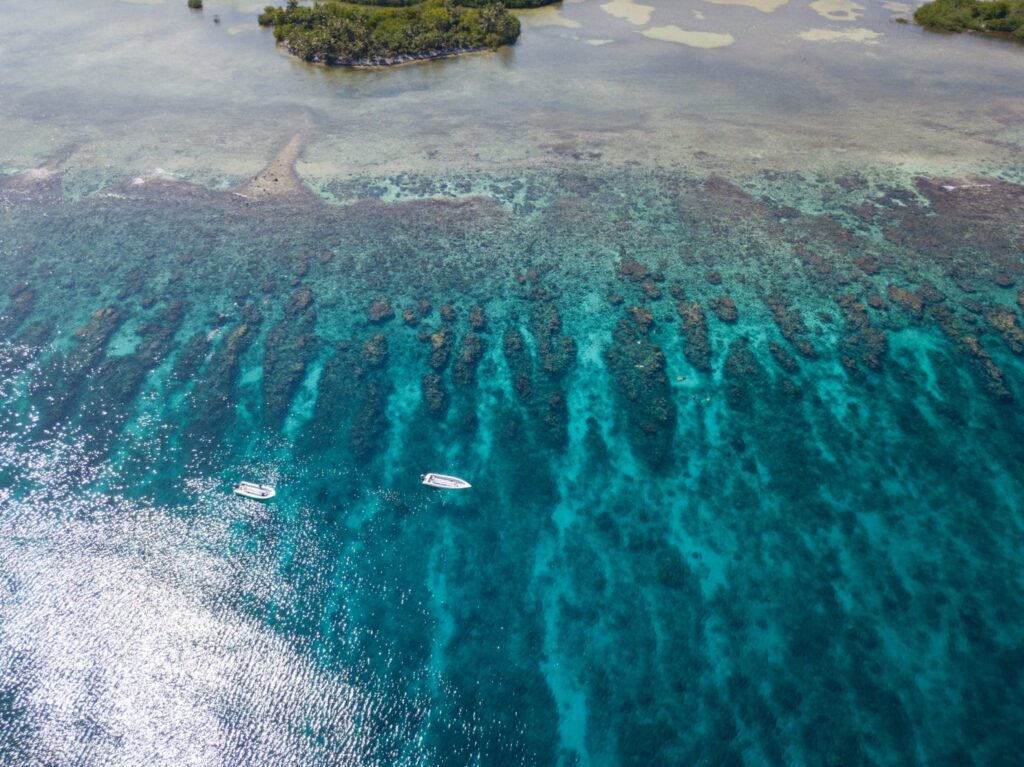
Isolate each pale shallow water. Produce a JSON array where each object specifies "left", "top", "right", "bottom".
[
  {"left": 3, "top": 0, "right": 1024, "bottom": 185},
  {"left": 2, "top": 2, "right": 1024, "bottom": 766}
]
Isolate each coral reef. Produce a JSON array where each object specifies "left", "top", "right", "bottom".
[
  {"left": 768, "top": 341, "right": 799, "bottom": 375},
  {"left": 677, "top": 300, "right": 711, "bottom": 372},
  {"left": 79, "top": 301, "right": 186, "bottom": 442},
  {"left": 605, "top": 306, "right": 675, "bottom": 466},
  {"left": 0, "top": 320, "right": 53, "bottom": 383},
  {"left": 363, "top": 332, "right": 389, "bottom": 368},
  {"left": 421, "top": 372, "right": 447, "bottom": 416},
  {"left": 709, "top": 295, "right": 738, "bottom": 323},
  {"left": 33, "top": 306, "right": 126, "bottom": 433},
  {"left": 186, "top": 304, "right": 263, "bottom": 443},
  {"left": 427, "top": 325, "right": 455, "bottom": 371},
  {"left": 767, "top": 295, "right": 817, "bottom": 359},
  {"left": 469, "top": 304, "right": 486, "bottom": 331},
  {"left": 837, "top": 295, "right": 888, "bottom": 375},
  {"left": 723, "top": 335, "right": 767, "bottom": 410},
  {"left": 983, "top": 305, "right": 1024, "bottom": 354},
  {"left": 452, "top": 332, "right": 484, "bottom": 388},
  {"left": 887, "top": 285, "right": 923, "bottom": 319},
  {"left": 171, "top": 330, "right": 212, "bottom": 383},
  {"left": 262, "top": 287, "right": 318, "bottom": 429},
  {"left": 0, "top": 284, "right": 36, "bottom": 338},
  {"left": 503, "top": 328, "right": 533, "bottom": 401},
  {"left": 366, "top": 297, "right": 394, "bottom": 324}
]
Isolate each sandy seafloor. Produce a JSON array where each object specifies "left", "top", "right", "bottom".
[{"left": 1, "top": 0, "right": 1023, "bottom": 765}]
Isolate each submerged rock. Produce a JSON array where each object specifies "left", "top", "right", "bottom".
[
  {"left": 992, "top": 271, "right": 1015, "bottom": 288},
  {"left": 79, "top": 301, "right": 186, "bottom": 441},
  {"left": 961, "top": 335, "right": 1011, "bottom": 399},
  {"left": 605, "top": 306, "right": 675, "bottom": 467},
  {"left": 428, "top": 325, "right": 455, "bottom": 371},
  {"left": 723, "top": 336, "right": 768, "bottom": 410},
  {"left": 543, "top": 392, "right": 568, "bottom": 442},
  {"left": 678, "top": 300, "right": 711, "bottom": 372},
  {"left": 171, "top": 330, "right": 212, "bottom": 383},
  {"left": 503, "top": 328, "right": 532, "bottom": 400},
  {"left": 779, "top": 377, "right": 801, "bottom": 398},
  {"left": 641, "top": 280, "right": 662, "bottom": 300},
  {"left": 530, "top": 298, "right": 576, "bottom": 379},
  {"left": 469, "top": 304, "right": 486, "bottom": 331},
  {"left": 0, "top": 284, "right": 36, "bottom": 338},
  {"left": 0, "top": 320, "right": 53, "bottom": 382},
  {"left": 302, "top": 337, "right": 392, "bottom": 460},
  {"left": 286, "top": 286, "right": 314, "bottom": 316},
  {"left": 302, "top": 340, "right": 359, "bottom": 450},
  {"left": 837, "top": 295, "right": 887, "bottom": 375},
  {"left": 498, "top": 290, "right": 576, "bottom": 449},
  {"left": 34, "top": 306, "right": 126, "bottom": 433},
  {"left": 927, "top": 302, "right": 1011, "bottom": 398},
  {"left": 363, "top": 332, "right": 389, "bottom": 368},
  {"left": 530, "top": 295, "right": 576, "bottom": 446},
  {"left": 135, "top": 300, "right": 186, "bottom": 366},
  {"left": 117, "top": 265, "right": 147, "bottom": 301},
  {"left": 352, "top": 378, "right": 391, "bottom": 461},
  {"left": 186, "top": 304, "right": 263, "bottom": 442},
  {"left": 768, "top": 341, "right": 799, "bottom": 374},
  {"left": 616, "top": 258, "right": 651, "bottom": 283},
  {"left": 293, "top": 253, "right": 311, "bottom": 279},
  {"left": 263, "top": 289, "right": 318, "bottom": 430},
  {"left": 422, "top": 372, "right": 447, "bottom": 416},
  {"left": 453, "top": 332, "right": 484, "bottom": 388},
  {"left": 983, "top": 305, "right": 1024, "bottom": 354},
  {"left": 917, "top": 281, "right": 946, "bottom": 306},
  {"left": 886, "top": 285, "right": 923, "bottom": 318},
  {"left": 366, "top": 297, "right": 394, "bottom": 324},
  {"left": 766, "top": 295, "right": 817, "bottom": 359},
  {"left": 853, "top": 256, "right": 880, "bottom": 276},
  {"left": 709, "top": 296, "right": 738, "bottom": 323}
]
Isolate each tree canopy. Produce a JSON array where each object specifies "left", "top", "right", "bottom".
[
  {"left": 258, "top": 0, "right": 526, "bottom": 65},
  {"left": 915, "top": 0, "right": 1024, "bottom": 41}
]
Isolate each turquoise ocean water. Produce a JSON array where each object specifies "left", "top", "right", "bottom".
[
  {"left": 1, "top": 165, "right": 1023, "bottom": 765},
  {"left": 3, "top": 0, "right": 1024, "bottom": 763}
]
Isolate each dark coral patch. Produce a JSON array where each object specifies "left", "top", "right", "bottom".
[
  {"left": 709, "top": 296, "right": 738, "bottom": 323},
  {"left": 606, "top": 306, "right": 676, "bottom": 467},
  {"left": 678, "top": 300, "right": 711, "bottom": 372},
  {"left": 366, "top": 297, "right": 395, "bottom": 324}
]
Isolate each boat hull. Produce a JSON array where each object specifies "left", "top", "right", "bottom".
[
  {"left": 421, "top": 473, "right": 471, "bottom": 490},
  {"left": 233, "top": 482, "right": 276, "bottom": 500}
]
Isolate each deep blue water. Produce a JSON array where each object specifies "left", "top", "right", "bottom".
[{"left": 1, "top": 167, "right": 1023, "bottom": 766}]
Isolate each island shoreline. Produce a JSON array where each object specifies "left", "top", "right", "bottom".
[{"left": 277, "top": 40, "right": 501, "bottom": 68}]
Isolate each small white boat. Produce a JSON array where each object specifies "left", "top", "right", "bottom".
[
  {"left": 421, "top": 473, "right": 471, "bottom": 490},
  {"left": 233, "top": 481, "right": 276, "bottom": 500}
]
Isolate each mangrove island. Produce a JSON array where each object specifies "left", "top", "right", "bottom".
[
  {"left": 258, "top": 0, "right": 553, "bottom": 66},
  {"left": 915, "top": 0, "right": 1024, "bottom": 41}
]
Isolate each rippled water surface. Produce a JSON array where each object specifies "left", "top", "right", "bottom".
[{"left": 2, "top": 1, "right": 1024, "bottom": 766}]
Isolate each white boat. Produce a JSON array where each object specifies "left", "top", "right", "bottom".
[
  {"left": 421, "top": 473, "right": 471, "bottom": 490},
  {"left": 233, "top": 481, "right": 276, "bottom": 500}
]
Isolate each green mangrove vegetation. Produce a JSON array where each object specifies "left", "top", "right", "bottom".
[
  {"left": 258, "top": 0, "right": 526, "bottom": 65},
  {"left": 914, "top": 0, "right": 1024, "bottom": 40},
  {"left": 331, "top": 0, "right": 556, "bottom": 6}
]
